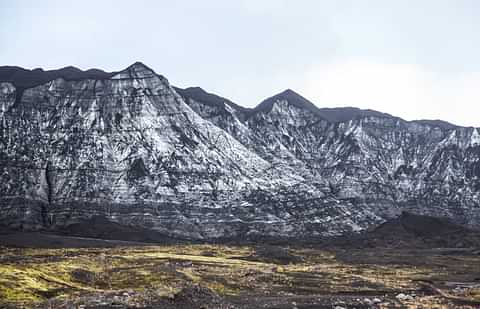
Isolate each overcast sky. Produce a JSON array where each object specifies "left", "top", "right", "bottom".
[{"left": 1, "top": 0, "right": 480, "bottom": 126}]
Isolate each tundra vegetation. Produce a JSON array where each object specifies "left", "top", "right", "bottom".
[{"left": 0, "top": 244, "right": 479, "bottom": 308}]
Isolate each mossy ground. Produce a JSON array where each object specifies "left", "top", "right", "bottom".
[{"left": 0, "top": 245, "right": 479, "bottom": 308}]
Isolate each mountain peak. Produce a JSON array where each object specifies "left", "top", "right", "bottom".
[
  {"left": 411, "top": 119, "right": 459, "bottom": 129},
  {"left": 274, "top": 88, "right": 306, "bottom": 100},
  {"left": 104, "top": 62, "right": 158, "bottom": 82},
  {"left": 60, "top": 65, "right": 82, "bottom": 71},
  {"left": 278, "top": 88, "right": 299, "bottom": 96},
  {"left": 253, "top": 89, "right": 321, "bottom": 116},
  {"left": 123, "top": 61, "right": 155, "bottom": 73},
  {"left": 252, "top": 89, "right": 400, "bottom": 123},
  {"left": 129, "top": 61, "right": 150, "bottom": 69}
]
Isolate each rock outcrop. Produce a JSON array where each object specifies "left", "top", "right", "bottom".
[{"left": 1, "top": 63, "right": 479, "bottom": 239}]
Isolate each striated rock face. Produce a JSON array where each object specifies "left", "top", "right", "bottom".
[{"left": 0, "top": 63, "right": 479, "bottom": 239}]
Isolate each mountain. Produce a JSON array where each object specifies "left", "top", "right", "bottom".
[
  {"left": 253, "top": 89, "right": 322, "bottom": 116},
  {"left": 1, "top": 63, "right": 479, "bottom": 240},
  {"left": 251, "top": 89, "right": 396, "bottom": 123},
  {"left": 0, "top": 65, "right": 113, "bottom": 89},
  {"left": 174, "top": 86, "right": 251, "bottom": 115}
]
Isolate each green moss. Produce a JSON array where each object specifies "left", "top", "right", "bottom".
[{"left": 1, "top": 245, "right": 479, "bottom": 306}]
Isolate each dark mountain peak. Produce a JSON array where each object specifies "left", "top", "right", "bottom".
[
  {"left": 185, "top": 86, "right": 204, "bottom": 92},
  {"left": 127, "top": 61, "right": 151, "bottom": 70},
  {"left": 85, "top": 68, "right": 111, "bottom": 75},
  {"left": 253, "top": 89, "right": 321, "bottom": 115},
  {"left": 317, "top": 106, "right": 396, "bottom": 123},
  {"left": 175, "top": 86, "right": 468, "bottom": 128},
  {"left": 123, "top": 61, "right": 158, "bottom": 74},
  {"left": 60, "top": 65, "right": 82, "bottom": 72},
  {"left": 411, "top": 119, "right": 460, "bottom": 130},
  {"left": 0, "top": 65, "right": 113, "bottom": 90},
  {"left": 118, "top": 62, "right": 161, "bottom": 80},
  {"left": 53, "top": 66, "right": 111, "bottom": 81},
  {"left": 132, "top": 61, "right": 146, "bottom": 66},
  {"left": 252, "top": 89, "right": 398, "bottom": 123},
  {"left": 278, "top": 88, "right": 298, "bottom": 96},
  {"left": 270, "top": 88, "right": 313, "bottom": 105},
  {"left": 174, "top": 86, "right": 251, "bottom": 114},
  {"left": 176, "top": 86, "right": 209, "bottom": 97}
]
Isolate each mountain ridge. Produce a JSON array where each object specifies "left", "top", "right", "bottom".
[
  {"left": 1, "top": 62, "right": 479, "bottom": 239},
  {"left": 0, "top": 63, "right": 471, "bottom": 128}
]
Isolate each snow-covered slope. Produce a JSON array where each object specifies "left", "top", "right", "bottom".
[{"left": 0, "top": 63, "right": 479, "bottom": 239}]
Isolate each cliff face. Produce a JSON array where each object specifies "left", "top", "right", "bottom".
[{"left": 1, "top": 63, "right": 479, "bottom": 239}]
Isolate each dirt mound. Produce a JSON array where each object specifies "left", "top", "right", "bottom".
[
  {"left": 0, "top": 229, "right": 149, "bottom": 248},
  {"left": 58, "top": 216, "right": 186, "bottom": 244},
  {"left": 241, "top": 245, "right": 303, "bottom": 265},
  {"left": 0, "top": 216, "right": 189, "bottom": 248},
  {"left": 333, "top": 212, "right": 480, "bottom": 249},
  {"left": 375, "top": 212, "right": 468, "bottom": 238}
]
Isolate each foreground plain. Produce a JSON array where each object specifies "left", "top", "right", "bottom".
[{"left": 0, "top": 237, "right": 479, "bottom": 308}]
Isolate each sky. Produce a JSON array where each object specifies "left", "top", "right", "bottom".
[{"left": 1, "top": 0, "right": 480, "bottom": 126}]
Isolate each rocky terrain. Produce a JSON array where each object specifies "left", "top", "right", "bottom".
[
  {"left": 1, "top": 62, "right": 480, "bottom": 240},
  {"left": 1, "top": 205, "right": 479, "bottom": 308},
  {"left": 1, "top": 228, "right": 479, "bottom": 308}
]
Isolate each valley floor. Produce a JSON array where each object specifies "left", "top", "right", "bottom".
[{"left": 0, "top": 232, "right": 479, "bottom": 308}]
